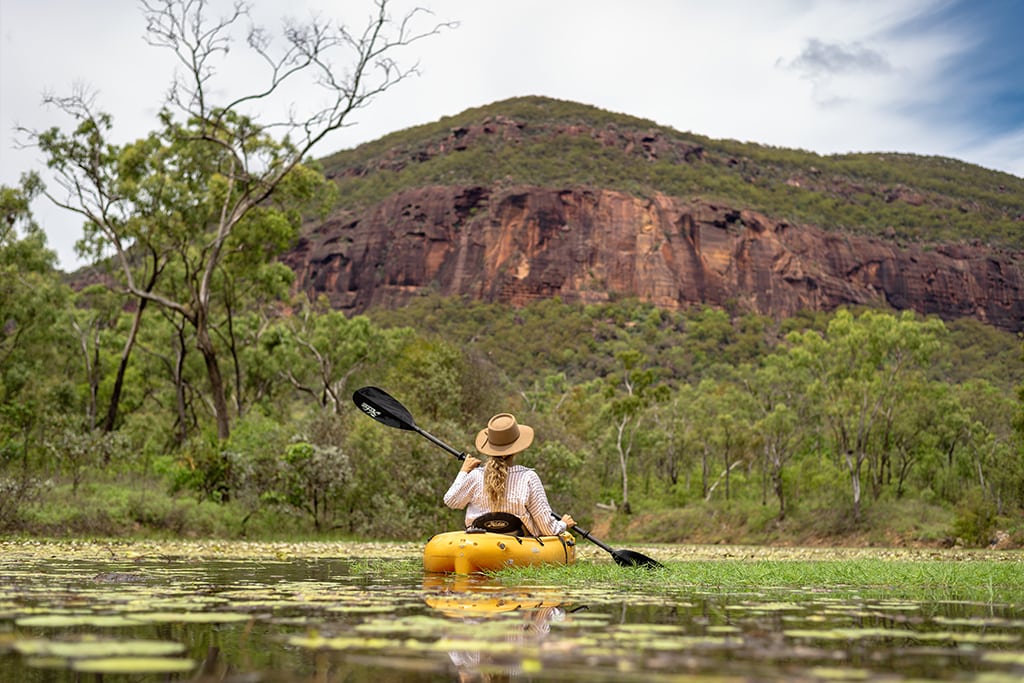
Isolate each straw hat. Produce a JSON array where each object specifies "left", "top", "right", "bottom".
[{"left": 475, "top": 413, "right": 534, "bottom": 457}]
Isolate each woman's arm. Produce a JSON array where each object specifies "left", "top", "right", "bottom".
[
  {"left": 443, "top": 457, "right": 482, "bottom": 509},
  {"left": 523, "top": 471, "right": 571, "bottom": 535}
]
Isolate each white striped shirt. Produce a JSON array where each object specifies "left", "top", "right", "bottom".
[{"left": 444, "top": 465, "right": 567, "bottom": 536}]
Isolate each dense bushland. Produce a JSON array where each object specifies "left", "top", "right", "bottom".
[{"left": 3, "top": 187, "right": 1022, "bottom": 545}]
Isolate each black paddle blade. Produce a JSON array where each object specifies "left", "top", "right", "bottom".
[
  {"left": 611, "top": 549, "right": 663, "bottom": 569},
  {"left": 352, "top": 386, "right": 416, "bottom": 431},
  {"left": 553, "top": 512, "right": 664, "bottom": 570}
]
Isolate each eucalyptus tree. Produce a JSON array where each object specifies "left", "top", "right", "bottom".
[
  {"left": 650, "top": 382, "right": 702, "bottom": 497},
  {"left": 785, "top": 309, "right": 945, "bottom": 522},
  {"left": 0, "top": 179, "right": 73, "bottom": 460},
  {"left": 519, "top": 373, "right": 571, "bottom": 414},
  {"left": 24, "top": 0, "right": 451, "bottom": 441},
  {"left": 277, "top": 294, "right": 411, "bottom": 414},
  {"left": 0, "top": 178, "right": 64, "bottom": 403},
  {"left": 955, "top": 379, "right": 1023, "bottom": 514},
  {"left": 740, "top": 351, "right": 815, "bottom": 521},
  {"left": 884, "top": 379, "right": 969, "bottom": 500},
  {"left": 135, "top": 303, "right": 206, "bottom": 448},
  {"left": 67, "top": 285, "right": 128, "bottom": 431},
  {"left": 599, "top": 350, "right": 669, "bottom": 514},
  {"left": 698, "top": 380, "right": 756, "bottom": 503}
]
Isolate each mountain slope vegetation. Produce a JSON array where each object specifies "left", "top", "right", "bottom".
[{"left": 319, "top": 96, "right": 1024, "bottom": 249}]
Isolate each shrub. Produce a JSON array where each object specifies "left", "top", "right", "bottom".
[
  {"left": 0, "top": 474, "right": 49, "bottom": 530},
  {"left": 953, "top": 488, "right": 997, "bottom": 547}
]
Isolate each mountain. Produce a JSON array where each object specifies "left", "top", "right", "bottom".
[{"left": 282, "top": 96, "right": 1024, "bottom": 332}]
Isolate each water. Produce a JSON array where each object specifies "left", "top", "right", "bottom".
[{"left": 1, "top": 549, "right": 1022, "bottom": 682}]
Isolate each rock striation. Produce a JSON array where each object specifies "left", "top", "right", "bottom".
[{"left": 282, "top": 185, "right": 1024, "bottom": 333}]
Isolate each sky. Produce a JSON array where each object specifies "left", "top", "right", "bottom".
[{"left": 2, "top": 0, "right": 1023, "bottom": 271}]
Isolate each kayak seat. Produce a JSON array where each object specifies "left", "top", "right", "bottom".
[{"left": 467, "top": 512, "right": 527, "bottom": 537}]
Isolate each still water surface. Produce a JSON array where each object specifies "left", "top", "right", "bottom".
[{"left": 1, "top": 547, "right": 1022, "bottom": 682}]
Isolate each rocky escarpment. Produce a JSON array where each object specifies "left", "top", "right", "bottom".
[{"left": 281, "top": 185, "right": 1024, "bottom": 333}]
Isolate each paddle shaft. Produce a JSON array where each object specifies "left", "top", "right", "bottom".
[
  {"left": 415, "top": 425, "right": 466, "bottom": 461},
  {"left": 550, "top": 512, "right": 615, "bottom": 554},
  {"left": 551, "top": 511, "right": 661, "bottom": 568}
]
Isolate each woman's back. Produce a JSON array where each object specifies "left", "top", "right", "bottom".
[{"left": 443, "top": 412, "right": 574, "bottom": 537}]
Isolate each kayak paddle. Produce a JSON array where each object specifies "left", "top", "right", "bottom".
[{"left": 352, "top": 385, "right": 664, "bottom": 570}]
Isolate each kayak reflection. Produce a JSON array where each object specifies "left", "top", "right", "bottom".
[{"left": 422, "top": 575, "right": 581, "bottom": 682}]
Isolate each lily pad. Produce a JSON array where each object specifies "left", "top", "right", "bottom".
[
  {"left": 71, "top": 656, "right": 195, "bottom": 673},
  {"left": 288, "top": 634, "right": 403, "bottom": 650},
  {"left": 15, "top": 614, "right": 142, "bottom": 628},
  {"left": 128, "top": 611, "right": 252, "bottom": 623},
  {"left": 982, "top": 651, "right": 1024, "bottom": 665},
  {"left": 14, "top": 638, "right": 185, "bottom": 658}
]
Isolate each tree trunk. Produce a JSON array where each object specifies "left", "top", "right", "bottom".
[
  {"left": 723, "top": 449, "right": 731, "bottom": 501},
  {"left": 196, "top": 325, "right": 231, "bottom": 441},
  {"left": 173, "top": 330, "right": 189, "bottom": 448},
  {"left": 701, "top": 446, "right": 710, "bottom": 499},
  {"left": 773, "top": 469, "right": 786, "bottom": 521},
  {"left": 769, "top": 445, "right": 786, "bottom": 521},
  {"left": 616, "top": 417, "right": 631, "bottom": 514},
  {"left": 845, "top": 450, "right": 863, "bottom": 522},
  {"left": 102, "top": 296, "right": 149, "bottom": 433}
]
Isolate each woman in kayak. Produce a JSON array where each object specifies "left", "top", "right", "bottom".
[{"left": 444, "top": 412, "right": 575, "bottom": 536}]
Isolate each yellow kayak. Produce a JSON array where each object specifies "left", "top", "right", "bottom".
[{"left": 423, "top": 530, "right": 576, "bottom": 574}]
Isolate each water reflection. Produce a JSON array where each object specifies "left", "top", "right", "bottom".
[
  {"left": 423, "top": 574, "right": 574, "bottom": 682},
  {"left": 0, "top": 554, "right": 1022, "bottom": 682}
]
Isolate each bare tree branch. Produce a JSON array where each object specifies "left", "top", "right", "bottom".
[{"left": 23, "top": 0, "right": 452, "bottom": 441}]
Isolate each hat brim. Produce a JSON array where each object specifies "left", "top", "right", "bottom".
[{"left": 475, "top": 424, "right": 534, "bottom": 457}]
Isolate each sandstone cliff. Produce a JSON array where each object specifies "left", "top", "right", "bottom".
[{"left": 282, "top": 185, "right": 1024, "bottom": 333}]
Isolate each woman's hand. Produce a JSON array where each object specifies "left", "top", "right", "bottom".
[
  {"left": 460, "top": 456, "right": 482, "bottom": 473},
  {"left": 560, "top": 513, "right": 576, "bottom": 528}
]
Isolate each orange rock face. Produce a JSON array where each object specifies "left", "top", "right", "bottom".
[{"left": 282, "top": 185, "right": 1024, "bottom": 332}]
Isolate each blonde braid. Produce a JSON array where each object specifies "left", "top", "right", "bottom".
[{"left": 483, "top": 456, "right": 512, "bottom": 508}]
